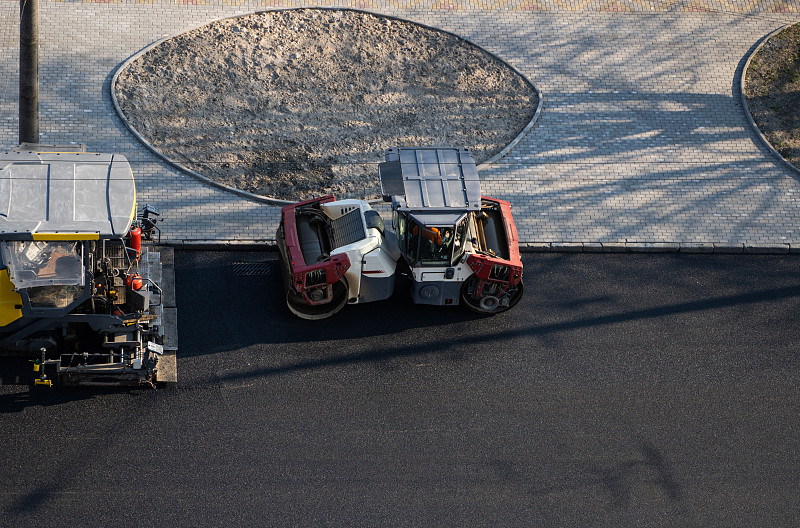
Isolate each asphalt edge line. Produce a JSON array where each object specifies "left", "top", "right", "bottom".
[
  {"left": 164, "top": 240, "right": 799, "bottom": 254},
  {"left": 520, "top": 242, "right": 795, "bottom": 254},
  {"left": 740, "top": 23, "right": 800, "bottom": 178},
  {"left": 109, "top": 6, "right": 542, "bottom": 206}
]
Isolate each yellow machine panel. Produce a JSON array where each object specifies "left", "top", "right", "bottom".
[{"left": 0, "top": 268, "right": 22, "bottom": 327}]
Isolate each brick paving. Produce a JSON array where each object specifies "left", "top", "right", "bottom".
[{"left": 0, "top": 0, "right": 799, "bottom": 249}]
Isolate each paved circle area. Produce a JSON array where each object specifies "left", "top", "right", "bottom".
[{"left": 0, "top": 0, "right": 799, "bottom": 249}]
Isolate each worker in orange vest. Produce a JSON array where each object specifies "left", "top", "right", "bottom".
[{"left": 413, "top": 225, "right": 442, "bottom": 245}]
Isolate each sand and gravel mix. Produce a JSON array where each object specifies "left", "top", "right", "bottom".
[{"left": 114, "top": 9, "right": 538, "bottom": 200}]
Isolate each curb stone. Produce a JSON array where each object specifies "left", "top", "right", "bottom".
[
  {"left": 522, "top": 242, "right": 552, "bottom": 252},
  {"left": 169, "top": 240, "right": 800, "bottom": 255},
  {"left": 598, "top": 243, "right": 629, "bottom": 253},
  {"left": 712, "top": 244, "right": 745, "bottom": 254},
  {"left": 744, "top": 244, "right": 790, "bottom": 254},
  {"left": 581, "top": 243, "right": 605, "bottom": 252},
  {"left": 628, "top": 242, "right": 680, "bottom": 253},
  {"left": 550, "top": 242, "right": 584, "bottom": 252},
  {"left": 679, "top": 243, "right": 715, "bottom": 253}
]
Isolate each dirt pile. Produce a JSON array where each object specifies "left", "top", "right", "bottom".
[{"left": 114, "top": 8, "right": 539, "bottom": 200}]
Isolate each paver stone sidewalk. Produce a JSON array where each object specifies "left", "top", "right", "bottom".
[{"left": 0, "top": 0, "right": 799, "bottom": 249}]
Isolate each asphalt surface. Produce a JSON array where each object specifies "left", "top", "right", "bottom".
[{"left": 1, "top": 251, "right": 799, "bottom": 527}]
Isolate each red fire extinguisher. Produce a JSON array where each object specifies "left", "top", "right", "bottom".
[{"left": 129, "top": 226, "right": 142, "bottom": 261}]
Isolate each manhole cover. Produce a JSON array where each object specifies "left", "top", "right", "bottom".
[{"left": 231, "top": 262, "right": 273, "bottom": 276}]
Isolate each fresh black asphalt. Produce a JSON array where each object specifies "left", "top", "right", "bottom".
[{"left": 1, "top": 251, "right": 799, "bottom": 527}]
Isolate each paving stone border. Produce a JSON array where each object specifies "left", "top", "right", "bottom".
[
  {"left": 110, "top": 7, "right": 543, "bottom": 205},
  {"left": 521, "top": 241, "right": 797, "bottom": 253},
  {"left": 740, "top": 23, "right": 800, "bottom": 178},
  {"left": 178, "top": 240, "right": 800, "bottom": 253}
]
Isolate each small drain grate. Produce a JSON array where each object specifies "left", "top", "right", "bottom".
[{"left": 231, "top": 262, "right": 273, "bottom": 276}]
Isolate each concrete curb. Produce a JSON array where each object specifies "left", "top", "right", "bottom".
[
  {"left": 110, "top": 7, "right": 543, "bottom": 205},
  {"left": 740, "top": 23, "right": 800, "bottom": 178},
  {"left": 519, "top": 242, "right": 797, "bottom": 254},
  {"left": 165, "top": 239, "right": 799, "bottom": 255}
]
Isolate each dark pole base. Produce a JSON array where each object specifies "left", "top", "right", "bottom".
[{"left": 19, "top": 0, "right": 39, "bottom": 145}]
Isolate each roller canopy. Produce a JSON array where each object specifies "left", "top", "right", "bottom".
[{"left": 379, "top": 147, "right": 481, "bottom": 212}]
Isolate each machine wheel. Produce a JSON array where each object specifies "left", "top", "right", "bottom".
[
  {"left": 286, "top": 278, "right": 349, "bottom": 320},
  {"left": 460, "top": 277, "right": 524, "bottom": 315}
]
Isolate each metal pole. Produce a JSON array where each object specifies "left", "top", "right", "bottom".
[{"left": 19, "top": 0, "right": 39, "bottom": 145}]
